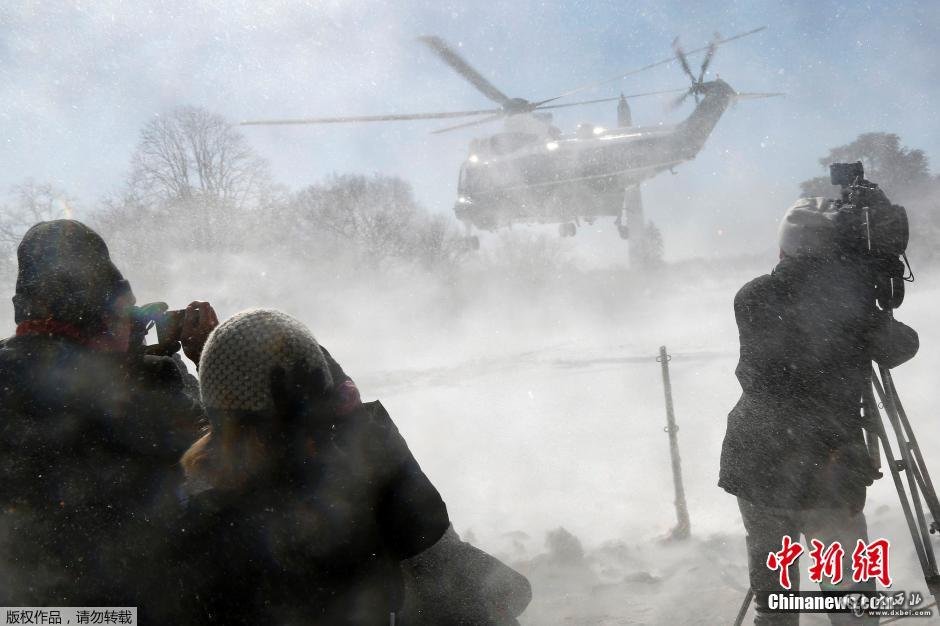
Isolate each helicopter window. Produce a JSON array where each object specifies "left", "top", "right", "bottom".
[
  {"left": 576, "top": 124, "right": 595, "bottom": 139},
  {"left": 488, "top": 133, "right": 539, "bottom": 155},
  {"left": 459, "top": 164, "right": 483, "bottom": 193}
]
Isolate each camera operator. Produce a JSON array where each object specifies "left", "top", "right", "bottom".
[
  {"left": 719, "top": 186, "right": 918, "bottom": 624},
  {"left": 0, "top": 220, "right": 216, "bottom": 615}
]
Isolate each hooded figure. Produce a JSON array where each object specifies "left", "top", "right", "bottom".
[
  {"left": 719, "top": 198, "right": 918, "bottom": 625},
  {"left": 0, "top": 220, "right": 207, "bottom": 616},
  {"left": 13, "top": 219, "right": 131, "bottom": 330},
  {"left": 176, "top": 309, "right": 531, "bottom": 625}
]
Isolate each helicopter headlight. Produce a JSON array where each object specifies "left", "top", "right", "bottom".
[
  {"left": 457, "top": 196, "right": 473, "bottom": 205},
  {"left": 593, "top": 126, "right": 606, "bottom": 135},
  {"left": 468, "top": 154, "right": 479, "bottom": 163},
  {"left": 546, "top": 141, "right": 559, "bottom": 151}
]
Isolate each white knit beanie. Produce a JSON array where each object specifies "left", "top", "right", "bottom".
[{"left": 199, "top": 309, "right": 332, "bottom": 413}]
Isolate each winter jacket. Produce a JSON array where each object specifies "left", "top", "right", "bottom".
[
  {"left": 718, "top": 256, "right": 918, "bottom": 510},
  {"left": 0, "top": 334, "right": 204, "bottom": 613},
  {"left": 175, "top": 399, "right": 451, "bottom": 626}
]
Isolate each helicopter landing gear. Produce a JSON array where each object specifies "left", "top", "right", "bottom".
[
  {"left": 558, "top": 222, "right": 577, "bottom": 237},
  {"left": 459, "top": 221, "right": 481, "bottom": 251},
  {"left": 615, "top": 210, "right": 630, "bottom": 239}
]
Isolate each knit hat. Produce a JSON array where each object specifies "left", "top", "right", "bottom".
[{"left": 199, "top": 309, "right": 333, "bottom": 414}]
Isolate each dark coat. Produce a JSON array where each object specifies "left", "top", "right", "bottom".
[
  {"left": 718, "top": 257, "right": 918, "bottom": 510},
  {"left": 175, "top": 400, "right": 450, "bottom": 626},
  {"left": 0, "top": 334, "right": 204, "bottom": 612}
]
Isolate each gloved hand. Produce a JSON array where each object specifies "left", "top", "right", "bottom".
[
  {"left": 181, "top": 301, "right": 219, "bottom": 365},
  {"left": 270, "top": 358, "right": 334, "bottom": 424},
  {"left": 868, "top": 314, "right": 919, "bottom": 370}
]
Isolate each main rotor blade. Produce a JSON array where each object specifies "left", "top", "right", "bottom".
[
  {"left": 535, "top": 25, "right": 766, "bottom": 106},
  {"left": 430, "top": 113, "right": 504, "bottom": 135},
  {"left": 240, "top": 108, "right": 499, "bottom": 126},
  {"left": 733, "top": 92, "right": 785, "bottom": 100},
  {"left": 418, "top": 36, "right": 512, "bottom": 106},
  {"left": 535, "top": 88, "right": 687, "bottom": 111}
]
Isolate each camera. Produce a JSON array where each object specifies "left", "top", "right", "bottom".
[
  {"left": 828, "top": 162, "right": 911, "bottom": 310},
  {"left": 829, "top": 161, "right": 864, "bottom": 187},
  {"left": 131, "top": 302, "right": 185, "bottom": 352}
]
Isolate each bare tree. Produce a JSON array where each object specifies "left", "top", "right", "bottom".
[
  {"left": 0, "top": 180, "right": 75, "bottom": 280},
  {"left": 292, "top": 174, "right": 423, "bottom": 266},
  {"left": 0, "top": 180, "right": 75, "bottom": 248},
  {"left": 411, "top": 212, "right": 469, "bottom": 271},
  {"left": 128, "top": 106, "right": 271, "bottom": 209}
]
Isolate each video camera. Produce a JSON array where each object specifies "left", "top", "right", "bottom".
[
  {"left": 130, "top": 302, "right": 185, "bottom": 356},
  {"left": 828, "top": 161, "right": 911, "bottom": 310}
]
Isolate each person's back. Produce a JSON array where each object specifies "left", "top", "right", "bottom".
[{"left": 720, "top": 255, "right": 889, "bottom": 510}]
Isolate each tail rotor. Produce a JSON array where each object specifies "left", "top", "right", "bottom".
[{"left": 670, "top": 32, "right": 721, "bottom": 109}]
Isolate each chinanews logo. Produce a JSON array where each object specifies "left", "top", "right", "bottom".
[
  {"left": 766, "top": 591, "right": 932, "bottom": 618},
  {"left": 763, "top": 536, "right": 935, "bottom": 619},
  {"left": 766, "top": 536, "right": 892, "bottom": 589}
]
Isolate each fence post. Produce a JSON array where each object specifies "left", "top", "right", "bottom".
[{"left": 658, "top": 345, "right": 691, "bottom": 540}]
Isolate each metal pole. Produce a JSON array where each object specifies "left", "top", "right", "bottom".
[{"left": 658, "top": 345, "right": 691, "bottom": 540}]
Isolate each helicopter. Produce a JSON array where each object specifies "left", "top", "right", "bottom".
[{"left": 242, "top": 28, "right": 780, "bottom": 262}]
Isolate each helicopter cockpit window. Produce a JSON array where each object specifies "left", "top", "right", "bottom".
[
  {"left": 488, "top": 133, "right": 539, "bottom": 156},
  {"left": 458, "top": 163, "right": 482, "bottom": 193}
]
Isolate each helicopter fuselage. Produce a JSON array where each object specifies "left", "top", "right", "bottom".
[{"left": 454, "top": 79, "right": 736, "bottom": 232}]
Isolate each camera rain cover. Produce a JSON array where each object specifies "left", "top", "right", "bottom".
[{"left": 779, "top": 196, "right": 909, "bottom": 259}]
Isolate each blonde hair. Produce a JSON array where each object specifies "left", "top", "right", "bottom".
[{"left": 181, "top": 418, "right": 273, "bottom": 493}]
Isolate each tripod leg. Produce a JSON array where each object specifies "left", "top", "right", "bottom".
[
  {"left": 733, "top": 589, "right": 753, "bottom": 626},
  {"left": 882, "top": 369, "right": 940, "bottom": 530},
  {"left": 871, "top": 372, "right": 939, "bottom": 576},
  {"left": 866, "top": 381, "right": 932, "bottom": 575},
  {"left": 870, "top": 369, "right": 940, "bottom": 607},
  {"left": 862, "top": 391, "right": 882, "bottom": 479}
]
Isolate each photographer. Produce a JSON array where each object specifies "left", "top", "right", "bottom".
[
  {"left": 175, "top": 309, "right": 531, "bottom": 625},
  {"left": 719, "top": 180, "right": 918, "bottom": 624},
  {"left": 0, "top": 220, "right": 216, "bottom": 615}
]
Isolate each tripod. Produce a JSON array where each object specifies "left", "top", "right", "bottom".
[
  {"left": 863, "top": 366, "right": 940, "bottom": 615},
  {"left": 734, "top": 366, "right": 940, "bottom": 624}
]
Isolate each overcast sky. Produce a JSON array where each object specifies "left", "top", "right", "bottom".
[{"left": 1, "top": 0, "right": 937, "bottom": 260}]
